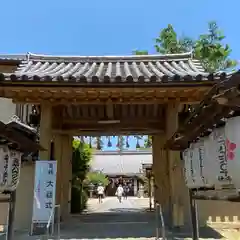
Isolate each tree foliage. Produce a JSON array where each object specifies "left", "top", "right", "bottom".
[
  {"left": 132, "top": 50, "right": 148, "bottom": 55},
  {"left": 134, "top": 21, "right": 237, "bottom": 148},
  {"left": 154, "top": 24, "right": 194, "bottom": 54},
  {"left": 71, "top": 138, "right": 92, "bottom": 213},
  {"left": 72, "top": 139, "right": 92, "bottom": 188},
  {"left": 194, "top": 21, "right": 236, "bottom": 72},
  {"left": 135, "top": 21, "right": 236, "bottom": 73},
  {"left": 85, "top": 171, "right": 109, "bottom": 186}
]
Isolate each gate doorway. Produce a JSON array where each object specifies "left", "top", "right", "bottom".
[{"left": 0, "top": 52, "right": 221, "bottom": 237}]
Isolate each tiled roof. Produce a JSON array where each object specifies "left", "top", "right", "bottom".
[
  {"left": 0, "top": 52, "right": 226, "bottom": 84},
  {"left": 0, "top": 54, "right": 26, "bottom": 62},
  {"left": 91, "top": 150, "right": 152, "bottom": 175}
]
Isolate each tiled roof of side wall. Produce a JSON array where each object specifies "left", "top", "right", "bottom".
[{"left": 0, "top": 54, "right": 27, "bottom": 61}]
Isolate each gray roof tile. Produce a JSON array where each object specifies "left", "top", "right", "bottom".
[{"left": 0, "top": 52, "right": 225, "bottom": 84}]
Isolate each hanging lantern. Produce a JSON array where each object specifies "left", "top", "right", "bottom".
[
  {"left": 8, "top": 149, "right": 22, "bottom": 192},
  {"left": 96, "top": 137, "right": 101, "bottom": 150},
  {"left": 146, "top": 137, "right": 151, "bottom": 148},
  {"left": 0, "top": 145, "right": 22, "bottom": 192},
  {"left": 116, "top": 137, "right": 120, "bottom": 148},
  {"left": 107, "top": 137, "right": 112, "bottom": 147},
  {"left": 136, "top": 138, "right": 140, "bottom": 148},
  {"left": 126, "top": 136, "right": 130, "bottom": 148},
  {"left": 89, "top": 137, "right": 92, "bottom": 148}
]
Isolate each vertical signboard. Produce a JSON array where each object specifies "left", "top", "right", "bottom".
[{"left": 31, "top": 161, "right": 57, "bottom": 235}]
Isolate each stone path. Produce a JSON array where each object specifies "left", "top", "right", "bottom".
[{"left": 2, "top": 197, "right": 240, "bottom": 239}]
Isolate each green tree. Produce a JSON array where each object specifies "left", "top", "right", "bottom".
[
  {"left": 154, "top": 24, "right": 194, "bottom": 54},
  {"left": 194, "top": 21, "right": 237, "bottom": 72},
  {"left": 85, "top": 171, "right": 109, "bottom": 186},
  {"left": 71, "top": 138, "right": 92, "bottom": 213},
  {"left": 154, "top": 21, "right": 236, "bottom": 72},
  {"left": 134, "top": 21, "right": 237, "bottom": 148},
  {"left": 132, "top": 50, "right": 148, "bottom": 55},
  {"left": 135, "top": 21, "right": 236, "bottom": 72}
]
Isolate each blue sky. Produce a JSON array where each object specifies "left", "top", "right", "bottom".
[
  {"left": 2, "top": 0, "right": 239, "bottom": 150},
  {"left": 1, "top": 0, "right": 239, "bottom": 59}
]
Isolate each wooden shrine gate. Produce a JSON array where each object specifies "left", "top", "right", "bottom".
[{"left": 0, "top": 52, "right": 226, "bottom": 227}]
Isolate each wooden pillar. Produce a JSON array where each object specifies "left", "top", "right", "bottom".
[
  {"left": 61, "top": 135, "right": 72, "bottom": 220},
  {"left": 152, "top": 134, "right": 171, "bottom": 221},
  {"left": 54, "top": 134, "right": 72, "bottom": 220},
  {"left": 39, "top": 104, "right": 52, "bottom": 160},
  {"left": 166, "top": 103, "right": 185, "bottom": 227},
  {"left": 54, "top": 134, "right": 63, "bottom": 206}
]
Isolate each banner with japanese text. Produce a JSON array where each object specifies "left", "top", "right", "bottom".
[{"left": 31, "top": 160, "right": 57, "bottom": 235}]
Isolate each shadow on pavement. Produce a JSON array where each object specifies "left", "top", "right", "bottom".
[
  {"left": 61, "top": 211, "right": 223, "bottom": 239},
  {"left": 107, "top": 207, "right": 148, "bottom": 213}
]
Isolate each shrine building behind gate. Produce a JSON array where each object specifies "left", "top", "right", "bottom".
[
  {"left": 91, "top": 150, "right": 152, "bottom": 196},
  {"left": 0, "top": 53, "right": 240, "bottom": 230}
]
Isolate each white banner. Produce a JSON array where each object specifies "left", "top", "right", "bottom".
[
  {"left": 0, "top": 146, "right": 22, "bottom": 192},
  {"left": 31, "top": 160, "right": 57, "bottom": 235}
]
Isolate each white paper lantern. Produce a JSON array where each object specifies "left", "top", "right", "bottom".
[
  {"left": 202, "top": 137, "right": 215, "bottom": 187},
  {"left": 183, "top": 129, "right": 234, "bottom": 189},
  {"left": 7, "top": 150, "right": 22, "bottom": 191},
  {"left": 0, "top": 145, "right": 22, "bottom": 192},
  {"left": 183, "top": 143, "right": 206, "bottom": 189},
  {"left": 183, "top": 148, "right": 195, "bottom": 188},
  {"left": 206, "top": 128, "right": 232, "bottom": 188}
]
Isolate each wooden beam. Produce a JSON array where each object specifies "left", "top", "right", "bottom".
[
  {"left": 62, "top": 118, "right": 164, "bottom": 125},
  {"left": 61, "top": 122, "right": 164, "bottom": 131},
  {"left": 51, "top": 129, "right": 161, "bottom": 136},
  {"left": 0, "top": 85, "right": 213, "bottom": 93},
  {"left": 12, "top": 97, "right": 202, "bottom": 105}
]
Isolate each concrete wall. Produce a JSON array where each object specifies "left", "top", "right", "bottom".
[
  {"left": 180, "top": 185, "right": 240, "bottom": 226},
  {"left": 198, "top": 200, "right": 240, "bottom": 225},
  {"left": 14, "top": 163, "right": 35, "bottom": 230}
]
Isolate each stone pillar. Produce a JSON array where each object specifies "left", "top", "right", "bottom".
[
  {"left": 166, "top": 103, "right": 185, "bottom": 227},
  {"left": 39, "top": 104, "right": 52, "bottom": 160},
  {"left": 54, "top": 134, "right": 72, "bottom": 220}
]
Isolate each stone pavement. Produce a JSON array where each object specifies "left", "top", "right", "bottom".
[
  {"left": 1, "top": 197, "right": 239, "bottom": 239},
  {"left": 86, "top": 197, "right": 149, "bottom": 213}
]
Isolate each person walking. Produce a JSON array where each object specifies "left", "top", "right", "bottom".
[
  {"left": 115, "top": 184, "right": 124, "bottom": 203},
  {"left": 123, "top": 184, "right": 129, "bottom": 200},
  {"left": 97, "top": 183, "right": 104, "bottom": 203}
]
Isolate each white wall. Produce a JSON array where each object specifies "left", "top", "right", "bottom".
[
  {"left": 0, "top": 163, "right": 35, "bottom": 231},
  {"left": 0, "top": 98, "right": 16, "bottom": 123}
]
